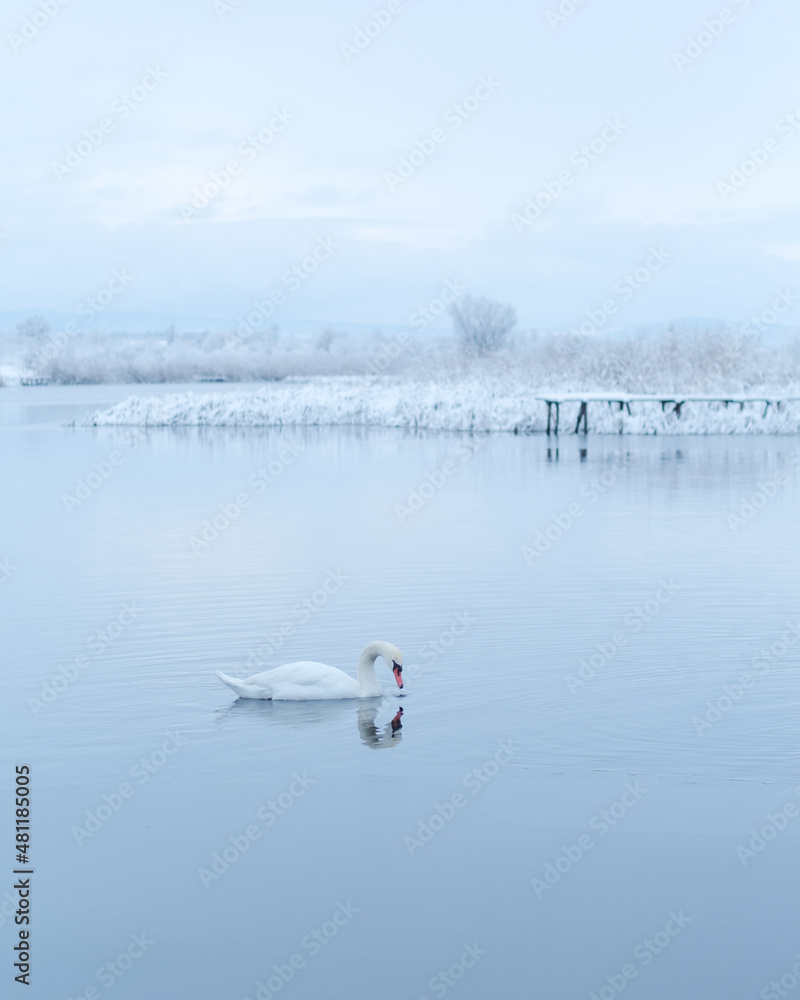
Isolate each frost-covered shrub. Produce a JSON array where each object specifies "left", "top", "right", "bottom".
[
  {"left": 4, "top": 323, "right": 444, "bottom": 384},
  {"left": 2, "top": 314, "right": 799, "bottom": 393}
]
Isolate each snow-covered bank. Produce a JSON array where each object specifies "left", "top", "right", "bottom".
[
  {"left": 1, "top": 322, "right": 440, "bottom": 384},
  {"left": 84, "top": 377, "right": 800, "bottom": 434},
  {"left": 6, "top": 320, "right": 800, "bottom": 390}
]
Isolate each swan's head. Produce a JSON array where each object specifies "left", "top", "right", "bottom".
[{"left": 385, "top": 644, "right": 403, "bottom": 689}]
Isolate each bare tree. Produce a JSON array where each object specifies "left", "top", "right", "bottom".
[
  {"left": 450, "top": 295, "right": 517, "bottom": 355},
  {"left": 15, "top": 315, "right": 51, "bottom": 342},
  {"left": 315, "top": 328, "right": 336, "bottom": 352}
]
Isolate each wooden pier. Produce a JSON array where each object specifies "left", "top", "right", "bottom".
[{"left": 536, "top": 394, "right": 800, "bottom": 435}]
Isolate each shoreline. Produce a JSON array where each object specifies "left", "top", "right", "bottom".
[{"left": 82, "top": 377, "right": 800, "bottom": 435}]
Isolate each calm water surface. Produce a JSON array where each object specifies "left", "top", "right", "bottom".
[{"left": 2, "top": 384, "right": 800, "bottom": 1000}]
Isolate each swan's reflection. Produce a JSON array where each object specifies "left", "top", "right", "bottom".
[
  {"left": 217, "top": 697, "right": 355, "bottom": 727},
  {"left": 216, "top": 696, "right": 406, "bottom": 749},
  {"left": 358, "top": 703, "right": 403, "bottom": 749}
]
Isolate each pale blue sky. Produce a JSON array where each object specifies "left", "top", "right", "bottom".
[{"left": 2, "top": 0, "right": 800, "bottom": 332}]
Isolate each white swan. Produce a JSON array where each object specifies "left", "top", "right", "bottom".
[{"left": 215, "top": 641, "right": 404, "bottom": 701}]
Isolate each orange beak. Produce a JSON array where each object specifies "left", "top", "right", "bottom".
[{"left": 393, "top": 664, "right": 403, "bottom": 689}]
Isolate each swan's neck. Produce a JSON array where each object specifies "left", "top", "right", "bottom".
[{"left": 357, "top": 643, "right": 387, "bottom": 696}]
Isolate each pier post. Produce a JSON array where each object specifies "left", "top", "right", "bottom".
[{"left": 574, "top": 401, "right": 588, "bottom": 434}]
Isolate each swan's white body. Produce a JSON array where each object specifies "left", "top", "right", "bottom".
[{"left": 216, "top": 641, "right": 403, "bottom": 701}]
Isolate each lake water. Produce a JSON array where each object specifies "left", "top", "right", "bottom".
[{"left": 3, "top": 384, "right": 800, "bottom": 1000}]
